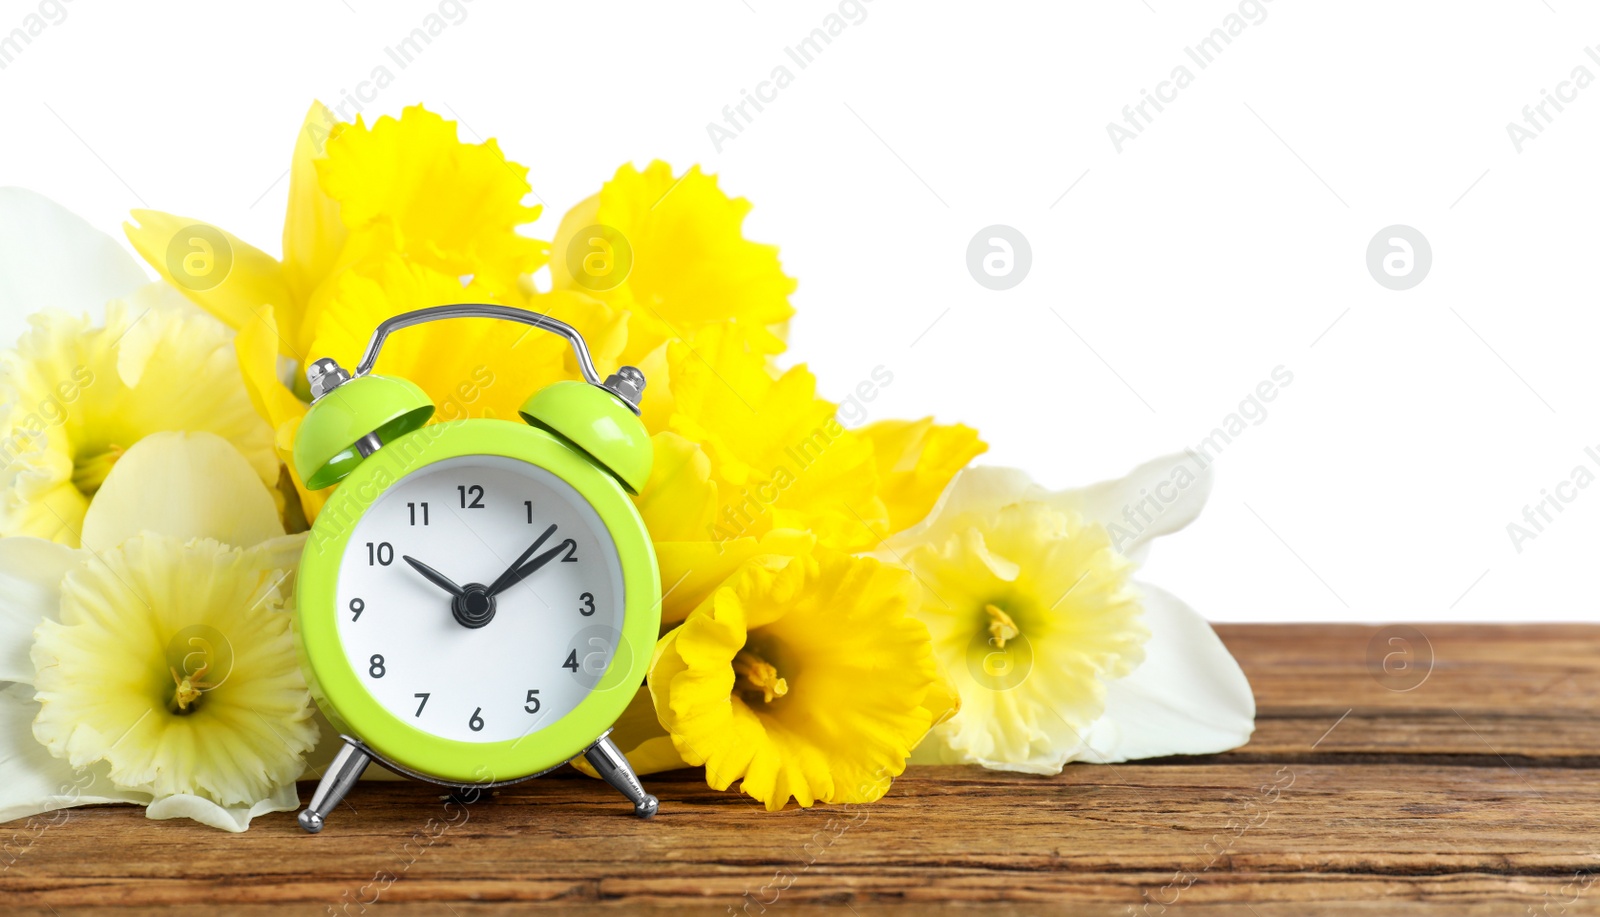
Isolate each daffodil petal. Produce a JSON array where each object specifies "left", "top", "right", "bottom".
[
  {"left": 1046, "top": 452, "right": 1214, "bottom": 559},
  {"left": 635, "top": 433, "right": 715, "bottom": 542},
  {"left": 0, "top": 187, "right": 148, "bottom": 348},
  {"left": 883, "top": 465, "right": 1035, "bottom": 553},
  {"left": 80, "top": 431, "right": 284, "bottom": 551},
  {"left": 124, "top": 210, "right": 292, "bottom": 336},
  {"left": 281, "top": 101, "right": 347, "bottom": 316},
  {"left": 858, "top": 418, "right": 986, "bottom": 534},
  {"left": 0, "top": 683, "right": 150, "bottom": 824},
  {"left": 1081, "top": 584, "right": 1255, "bottom": 763},
  {"left": 0, "top": 537, "right": 81, "bottom": 684},
  {"left": 144, "top": 781, "right": 299, "bottom": 833},
  {"left": 653, "top": 529, "right": 815, "bottom": 626}
]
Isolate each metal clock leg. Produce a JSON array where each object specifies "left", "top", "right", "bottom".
[
  {"left": 298, "top": 739, "right": 373, "bottom": 833},
  {"left": 583, "top": 735, "right": 659, "bottom": 818}
]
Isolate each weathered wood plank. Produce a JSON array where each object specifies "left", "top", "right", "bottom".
[{"left": 0, "top": 624, "right": 1594, "bottom": 915}]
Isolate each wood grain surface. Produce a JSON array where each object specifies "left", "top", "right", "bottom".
[{"left": 2, "top": 623, "right": 1595, "bottom": 916}]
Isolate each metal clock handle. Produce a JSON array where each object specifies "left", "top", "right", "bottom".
[{"left": 309, "top": 303, "right": 645, "bottom": 412}]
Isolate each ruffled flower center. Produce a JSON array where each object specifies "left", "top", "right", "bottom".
[
  {"left": 733, "top": 646, "right": 788, "bottom": 704},
  {"left": 984, "top": 603, "right": 1020, "bottom": 649}
]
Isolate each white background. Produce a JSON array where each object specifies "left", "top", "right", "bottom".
[{"left": 1, "top": 0, "right": 1595, "bottom": 623}]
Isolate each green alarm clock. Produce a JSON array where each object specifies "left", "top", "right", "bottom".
[{"left": 289, "top": 304, "right": 661, "bottom": 833}]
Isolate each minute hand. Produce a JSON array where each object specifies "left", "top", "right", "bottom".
[
  {"left": 487, "top": 539, "right": 575, "bottom": 597},
  {"left": 484, "top": 523, "right": 557, "bottom": 595}
]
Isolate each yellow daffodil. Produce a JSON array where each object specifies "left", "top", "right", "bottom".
[
  {"left": 124, "top": 103, "right": 550, "bottom": 521},
  {"left": 0, "top": 431, "right": 315, "bottom": 831},
  {"left": 0, "top": 288, "right": 277, "bottom": 546},
  {"left": 886, "top": 458, "right": 1255, "bottom": 773},
  {"left": 648, "top": 549, "right": 954, "bottom": 810},
  {"left": 632, "top": 324, "right": 984, "bottom": 625},
  {"left": 857, "top": 417, "right": 988, "bottom": 536},
  {"left": 551, "top": 161, "right": 796, "bottom": 360}
]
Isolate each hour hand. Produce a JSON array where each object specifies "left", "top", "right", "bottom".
[{"left": 402, "top": 555, "right": 465, "bottom": 597}]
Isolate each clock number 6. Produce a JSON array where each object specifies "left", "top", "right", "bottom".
[
  {"left": 469, "top": 707, "right": 485, "bottom": 732},
  {"left": 579, "top": 592, "right": 596, "bottom": 616},
  {"left": 524, "top": 689, "right": 541, "bottom": 713}
]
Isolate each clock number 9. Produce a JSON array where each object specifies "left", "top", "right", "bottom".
[
  {"left": 369, "top": 654, "right": 385, "bottom": 678},
  {"left": 349, "top": 597, "right": 365, "bottom": 621},
  {"left": 524, "top": 689, "right": 541, "bottom": 713},
  {"left": 579, "top": 592, "right": 596, "bottom": 616},
  {"left": 469, "top": 707, "right": 485, "bottom": 732}
]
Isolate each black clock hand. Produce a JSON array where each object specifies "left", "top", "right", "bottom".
[
  {"left": 487, "top": 539, "right": 575, "bottom": 597},
  {"left": 402, "top": 555, "right": 465, "bottom": 597},
  {"left": 485, "top": 523, "right": 557, "bottom": 596}
]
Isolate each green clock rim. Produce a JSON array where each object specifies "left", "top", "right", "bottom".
[{"left": 295, "top": 418, "right": 661, "bottom": 785}]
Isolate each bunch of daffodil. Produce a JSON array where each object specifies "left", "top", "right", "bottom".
[
  {"left": 0, "top": 100, "right": 1256, "bottom": 831},
  {"left": 117, "top": 103, "right": 989, "bottom": 809}
]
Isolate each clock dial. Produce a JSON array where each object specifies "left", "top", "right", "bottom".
[{"left": 336, "top": 455, "right": 626, "bottom": 744}]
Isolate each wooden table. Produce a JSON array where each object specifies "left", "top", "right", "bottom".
[{"left": 2, "top": 624, "right": 1594, "bottom": 915}]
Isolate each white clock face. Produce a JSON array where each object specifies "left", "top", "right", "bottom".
[{"left": 336, "top": 455, "right": 626, "bottom": 744}]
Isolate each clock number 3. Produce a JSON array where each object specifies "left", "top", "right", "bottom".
[{"left": 579, "top": 592, "right": 596, "bottom": 616}]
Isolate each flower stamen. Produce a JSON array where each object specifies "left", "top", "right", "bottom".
[
  {"left": 985, "top": 603, "right": 1020, "bottom": 649},
  {"left": 168, "top": 663, "right": 215, "bottom": 714},
  {"left": 72, "top": 443, "right": 126, "bottom": 497},
  {"left": 733, "top": 648, "right": 788, "bottom": 704}
]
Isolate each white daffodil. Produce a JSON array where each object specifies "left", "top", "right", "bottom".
[
  {"left": 885, "top": 455, "right": 1254, "bottom": 774},
  {"left": 0, "top": 187, "right": 149, "bottom": 350},
  {"left": 0, "top": 431, "right": 316, "bottom": 831}
]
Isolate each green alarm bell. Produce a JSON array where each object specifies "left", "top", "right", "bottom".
[{"left": 289, "top": 304, "right": 661, "bottom": 833}]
